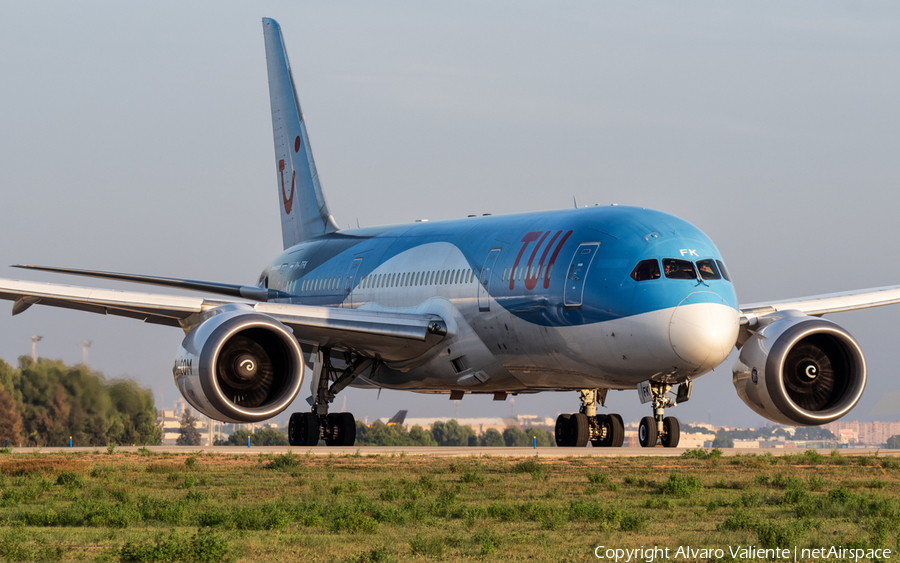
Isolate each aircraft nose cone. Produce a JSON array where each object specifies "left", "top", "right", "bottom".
[{"left": 669, "top": 292, "right": 739, "bottom": 370}]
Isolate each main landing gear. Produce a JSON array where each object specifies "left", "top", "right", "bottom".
[
  {"left": 288, "top": 347, "right": 379, "bottom": 447},
  {"left": 555, "top": 389, "right": 624, "bottom": 447},
  {"left": 637, "top": 381, "right": 688, "bottom": 448}
]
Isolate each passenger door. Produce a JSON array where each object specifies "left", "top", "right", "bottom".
[
  {"left": 478, "top": 249, "right": 501, "bottom": 311},
  {"left": 563, "top": 243, "right": 599, "bottom": 308},
  {"left": 342, "top": 257, "right": 363, "bottom": 308}
]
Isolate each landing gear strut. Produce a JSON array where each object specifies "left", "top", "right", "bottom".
[
  {"left": 555, "top": 389, "right": 624, "bottom": 447},
  {"left": 287, "top": 347, "right": 378, "bottom": 447},
  {"left": 637, "top": 381, "right": 684, "bottom": 448}
]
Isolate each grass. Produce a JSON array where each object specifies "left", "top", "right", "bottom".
[{"left": 0, "top": 450, "right": 897, "bottom": 561}]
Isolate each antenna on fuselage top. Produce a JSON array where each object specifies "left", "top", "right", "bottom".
[{"left": 573, "top": 196, "right": 578, "bottom": 209}]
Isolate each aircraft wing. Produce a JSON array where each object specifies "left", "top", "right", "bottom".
[
  {"left": 740, "top": 284, "right": 900, "bottom": 324},
  {"left": 0, "top": 279, "right": 447, "bottom": 362}
]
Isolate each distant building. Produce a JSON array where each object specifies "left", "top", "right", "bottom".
[
  {"left": 381, "top": 415, "right": 555, "bottom": 435},
  {"left": 823, "top": 420, "right": 900, "bottom": 446},
  {"left": 156, "top": 398, "right": 225, "bottom": 446}
]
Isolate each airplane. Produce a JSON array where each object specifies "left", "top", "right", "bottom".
[{"left": 1, "top": 17, "right": 899, "bottom": 449}]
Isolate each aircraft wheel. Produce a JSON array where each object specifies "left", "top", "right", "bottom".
[
  {"left": 555, "top": 414, "right": 574, "bottom": 447},
  {"left": 593, "top": 414, "right": 625, "bottom": 447},
  {"left": 572, "top": 413, "right": 590, "bottom": 447},
  {"left": 607, "top": 413, "right": 624, "bottom": 447},
  {"left": 639, "top": 416, "right": 657, "bottom": 448},
  {"left": 662, "top": 416, "right": 680, "bottom": 448},
  {"left": 288, "top": 413, "right": 302, "bottom": 446},
  {"left": 290, "top": 412, "right": 319, "bottom": 446},
  {"left": 326, "top": 412, "right": 357, "bottom": 446}
]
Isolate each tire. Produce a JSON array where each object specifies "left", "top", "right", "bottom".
[
  {"left": 288, "top": 412, "right": 303, "bottom": 446},
  {"left": 326, "top": 412, "right": 356, "bottom": 446},
  {"left": 639, "top": 416, "right": 657, "bottom": 448},
  {"left": 295, "top": 412, "right": 320, "bottom": 446},
  {"left": 662, "top": 416, "right": 680, "bottom": 448},
  {"left": 555, "top": 414, "right": 573, "bottom": 447},
  {"left": 572, "top": 413, "right": 590, "bottom": 447},
  {"left": 338, "top": 413, "right": 356, "bottom": 447},
  {"left": 607, "top": 413, "right": 624, "bottom": 447}
]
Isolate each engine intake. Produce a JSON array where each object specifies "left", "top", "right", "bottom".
[
  {"left": 174, "top": 306, "right": 304, "bottom": 423},
  {"left": 733, "top": 313, "right": 865, "bottom": 426}
]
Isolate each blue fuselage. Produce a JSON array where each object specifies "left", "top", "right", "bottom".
[{"left": 260, "top": 205, "right": 740, "bottom": 393}]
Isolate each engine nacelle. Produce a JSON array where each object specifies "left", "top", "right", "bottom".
[
  {"left": 733, "top": 312, "right": 866, "bottom": 426},
  {"left": 173, "top": 306, "right": 304, "bottom": 423}
]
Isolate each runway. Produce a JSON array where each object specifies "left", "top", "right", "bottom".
[{"left": 11, "top": 446, "right": 899, "bottom": 457}]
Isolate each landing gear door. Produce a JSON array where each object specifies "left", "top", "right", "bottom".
[
  {"left": 478, "top": 248, "right": 501, "bottom": 312},
  {"left": 564, "top": 243, "right": 599, "bottom": 308},
  {"left": 342, "top": 257, "right": 363, "bottom": 308}
]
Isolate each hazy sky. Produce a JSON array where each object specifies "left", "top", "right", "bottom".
[{"left": 1, "top": 2, "right": 899, "bottom": 429}]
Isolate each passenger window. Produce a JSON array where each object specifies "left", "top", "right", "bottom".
[
  {"left": 716, "top": 260, "right": 732, "bottom": 282},
  {"left": 662, "top": 259, "right": 697, "bottom": 280},
  {"left": 630, "top": 260, "right": 660, "bottom": 281},
  {"left": 696, "top": 259, "right": 722, "bottom": 280}
]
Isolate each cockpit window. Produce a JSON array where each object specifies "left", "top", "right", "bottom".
[
  {"left": 630, "top": 259, "right": 660, "bottom": 281},
  {"left": 696, "top": 259, "right": 722, "bottom": 280},
  {"left": 716, "top": 260, "right": 732, "bottom": 282},
  {"left": 662, "top": 259, "right": 697, "bottom": 280}
]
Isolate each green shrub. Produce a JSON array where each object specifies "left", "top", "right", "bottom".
[
  {"left": 461, "top": 470, "right": 486, "bottom": 486},
  {"left": 266, "top": 452, "right": 300, "bottom": 470},
  {"left": 472, "top": 529, "right": 500, "bottom": 556},
  {"left": 681, "top": 448, "right": 723, "bottom": 460},
  {"left": 719, "top": 509, "right": 754, "bottom": 531},
  {"left": 409, "top": 534, "right": 445, "bottom": 557},
  {"left": 880, "top": 457, "right": 899, "bottom": 470},
  {"left": 349, "top": 545, "right": 396, "bottom": 563},
  {"left": 755, "top": 519, "right": 814, "bottom": 549},
  {"left": 802, "top": 449, "right": 825, "bottom": 465},
  {"left": 781, "top": 488, "right": 810, "bottom": 505},
  {"left": 659, "top": 472, "right": 703, "bottom": 498},
  {"left": 512, "top": 458, "right": 544, "bottom": 478},
  {"left": 0, "top": 528, "right": 65, "bottom": 562},
  {"left": 56, "top": 471, "right": 85, "bottom": 489},
  {"left": 120, "top": 528, "right": 230, "bottom": 563},
  {"left": 808, "top": 474, "right": 825, "bottom": 491}
]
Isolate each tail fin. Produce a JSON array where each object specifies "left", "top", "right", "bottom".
[{"left": 262, "top": 18, "right": 339, "bottom": 248}]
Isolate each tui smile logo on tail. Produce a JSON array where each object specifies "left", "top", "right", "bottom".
[{"left": 279, "top": 136, "right": 302, "bottom": 214}]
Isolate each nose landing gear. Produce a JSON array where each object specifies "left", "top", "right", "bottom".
[
  {"left": 555, "top": 389, "right": 624, "bottom": 447},
  {"left": 637, "top": 381, "right": 687, "bottom": 448}
]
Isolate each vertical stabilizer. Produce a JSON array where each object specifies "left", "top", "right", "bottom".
[{"left": 263, "top": 18, "right": 339, "bottom": 248}]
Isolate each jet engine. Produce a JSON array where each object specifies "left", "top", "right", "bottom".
[
  {"left": 733, "top": 312, "right": 866, "bottom": 426},
  {"left": 173, "top": 306, "right": 304, "bottom": 423}
]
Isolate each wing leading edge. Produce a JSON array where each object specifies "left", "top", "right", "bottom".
[
  {"left": 0, "top": 278, "right": 447, "bottom": 363},
  {"left": 740, "top": 284, "right": 900, "bottom": 325}
]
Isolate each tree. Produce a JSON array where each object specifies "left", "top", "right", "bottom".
[
  {"left": 502, "top": 426, "right": 529, "bottom": 447},
  {"left": 1, "top": 357, "right": 160, "bottom": 446},
  {"left": 712, "top": 431, "right": 734, "bottom": 449},
  {"left": 408, "top": 425, "right": 437, "bottom": 446},
  {"left": 253, "top": 428, "right": 289, "bottom": 446},
  {"left": 0, "top": 389, "right": 23, "bottom": 446},
  {"left": 886, "top": 435, "right": 900, "bottom": 449},
  {"left": 176, "top": 407, "right": 202, "bottom": 446},
  {"left": 479, "top": 428, "right": 504, "bottom": 447},
  {"left": 524, "top": 427, "right": 555, "bottom": 447},
  {"left": 431, "top": 420, "right": 476, "bottom": 446}
]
